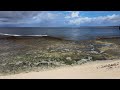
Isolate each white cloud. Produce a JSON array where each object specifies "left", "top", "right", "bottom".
[
  {"left": 0, "top": 11, "right": 59, "bottom": 25},
  {"left": 71, "top": 11, "right": 79, "bottom": 18},
  {"left": 68, "top": 17, "right": 91, "bottom": 25},
  {"left": 65, "top": 11, "right": 72, "bottom": 13},
  {"left": 47, "top": 13, "right": 57, "bottom": 19},
  {"left": 33, "top": 12, "right": 58, "bottom": 21},
  {"left": 67, "top": 14, "right": 120, "bottom": 25},
  {"left": 65, "top": 11, "right": 80, "bottom": 19},
  {"left": 65, "top": 16, "right": 71, "bottom": 19},
  {"left": 0, "top": 11, "right": 41, "bottom": 24},
  {"left": 0, "top": 11, "right": 120, "bottom": 26}
]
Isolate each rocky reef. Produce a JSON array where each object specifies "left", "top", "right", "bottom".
[{"left": 0, "top": 35, "right": 120, "bottom": 75}]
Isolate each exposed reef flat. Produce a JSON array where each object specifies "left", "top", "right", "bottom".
[{"left": 0, "top": 35, "right": 120, "bottom": 75}]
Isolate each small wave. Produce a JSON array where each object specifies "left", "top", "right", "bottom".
[{"left": 0, "top": 33, "right": 48, "bottom": 37}]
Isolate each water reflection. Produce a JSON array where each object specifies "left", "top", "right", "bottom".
[{"left": 0, "top": 27, "right": 120, "bottom": 41}]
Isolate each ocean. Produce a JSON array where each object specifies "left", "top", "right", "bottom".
[{"left": 0, "top": 27, "right": 120, "bottom": 41}]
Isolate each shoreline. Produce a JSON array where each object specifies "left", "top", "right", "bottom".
[
  {"left": 0, "top": 35, "right": 120, "bottom": 77},
  {"left": 0, "top": 59, "right": 120, "bottom": 79},
  {"left": 1, "top": 32, "right": 120, "bottom": 41}
]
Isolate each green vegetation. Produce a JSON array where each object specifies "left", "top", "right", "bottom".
[{"left": 0, "top": 36, "right": 120, "bottom": 75}]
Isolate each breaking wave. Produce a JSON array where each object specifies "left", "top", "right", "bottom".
[{"left": 0, "top": 33, "right": 48, "bottom": 37}]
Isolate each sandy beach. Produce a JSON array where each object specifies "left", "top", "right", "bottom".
[{"left": 0, "top": 59, "right": 120, "bottom": 79}]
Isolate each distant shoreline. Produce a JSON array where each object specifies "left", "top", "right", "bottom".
[{"left": 0, "top": 26, "right": 119, "bottom": 28}]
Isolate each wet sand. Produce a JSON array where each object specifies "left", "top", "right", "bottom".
[{"left": 0, "top": 59, "right": 120, "bottom": 79}]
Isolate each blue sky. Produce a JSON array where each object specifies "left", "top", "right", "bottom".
[{"left": 0, "top": 11, "right": 120, "bottom": 27}]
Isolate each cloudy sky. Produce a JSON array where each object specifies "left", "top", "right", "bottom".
[{"left": 0, "top": 11, "right": 120, "bottom": 27}]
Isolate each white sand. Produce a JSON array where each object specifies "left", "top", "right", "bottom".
[{"left": 0, "top": 60, "right": 120, "bottom": 79}]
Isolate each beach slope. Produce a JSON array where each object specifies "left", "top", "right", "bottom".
[{"left": 0, "top": 59, "right": 120, "bottom": 79}]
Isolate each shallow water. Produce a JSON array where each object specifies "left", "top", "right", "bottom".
[{"left": 0, "top": 27, "right": 120, "bottom": 41}]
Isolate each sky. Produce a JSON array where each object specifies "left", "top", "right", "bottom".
[{"left": 0, "top": 11, "right": 120, "bottom": 27}]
